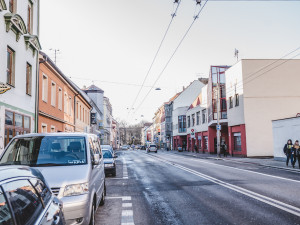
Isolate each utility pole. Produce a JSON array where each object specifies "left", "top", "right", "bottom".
[{"left": 217, "top": 69, "right": 221, "bottom": 158}]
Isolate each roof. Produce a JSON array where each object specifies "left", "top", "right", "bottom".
[
  {"left": 188, "top": 92, "right": 202, "bottom": 110},
  {"left": 39, "top": 51, "right": 92, "bottom": 109},
  {"left": 84, "top": 84, "right": 104, "bottom": 93}
]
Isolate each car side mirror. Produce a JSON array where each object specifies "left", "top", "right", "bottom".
[{"left": 93, "top": 154, "right": 100, "bottom": 165}]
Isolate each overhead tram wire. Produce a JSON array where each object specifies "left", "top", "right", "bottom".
[
  {"left": 126, "top": 0, "right": 182, "bottom": 119},
  {"left": 133, "top": 0, "right": 209, "bottom": 115}
]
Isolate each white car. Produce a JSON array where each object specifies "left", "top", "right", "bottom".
[
  {"left": 121, "top": 145, "right": 129, "bottom": 150},
  {"left": 147, "top": 144, "right": 158, "bottom": 153}
]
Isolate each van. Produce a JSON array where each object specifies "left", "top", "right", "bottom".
[{"left": 0, "top": 133, "right": 106, "bottom": 225}]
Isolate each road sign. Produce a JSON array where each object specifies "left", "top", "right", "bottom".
[
  {"left": 216, "top": 125, "right": 221, "bottom": 131},
  {"left": 191, "top": 129, "right": 194, "bottom": 132}
]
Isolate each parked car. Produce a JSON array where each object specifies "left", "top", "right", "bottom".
[
  {"left": 0, "top": 165, "right": 66, "bottom": 225},
  {"left": 103, "top": 149, "right": 117, "bottom": 176},
  {"left": 0, "top": 133, "right": 106, "bottom": 225},
  {"left": 101, "top": 145, "right": 114, "bottom": 155},
  {"left": 121, "top": 145, "right": 129, "bottom": 150},
  {"left": 140, "top": 145, "right": 146, "bottom": 150},
  {"left": 147, "top": 144, "right": 158, "bottom": 153}
]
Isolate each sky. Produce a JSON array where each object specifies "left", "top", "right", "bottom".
[{"left": 39, "top": 0, "right": 300, "bottom": 124}]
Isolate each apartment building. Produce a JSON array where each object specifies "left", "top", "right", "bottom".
[{"left": 0, "top": 0, "right": 41, "bottom": 149}]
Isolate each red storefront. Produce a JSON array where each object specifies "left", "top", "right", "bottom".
[
  {"left": 173, "top": 135, "right": 187, "bottom": 150},
  {"left": 228, "top": 124, "right": 247, "bottom": 156}
]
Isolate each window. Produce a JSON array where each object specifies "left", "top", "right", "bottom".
[
  {"left": 235, "top": 94, "right": 239, "bottom": 107},
  {"left": 80, "top": 105, "right": 82, "bottom": 120},
  {"left": 41, "top": 123, "right": 47, "bottom": 133},
  {"left": 42, "top": 75, "right": 48, "bottom": 102},
  {"left": 192, "top": 114, "right": 195, "bottom": 127},
  {"left": 3, "top": 179, "right": 43, "bottom": 225},
  {"left": 229, "top": 97, "right": 233, "bottom": 109},
  {"left": 26, "top": 63, "right": 32, "bottom": 95},
  {"left": 30, "top": 179, "right": 51, "bottom": 206},
  {"left": 187, "top": 116, "right": 190, "bottom": 128},
  {"left": 51, "top": 82, "right": 56, "bottom": 106},
  {"left": 64, "top": 93, "right": 67, "bottom": 113},
  {"left": 234, "top": 133, "right": 242, "bottom": 151},
  {"left": 4, "top": 111, "right": 30, "bottom": 147},
  {"left": 204, "top": 136, "right": 208, "bottom": 150},
  {"left": 27, "top": 1, "right": 33, "bottom": 34},
  {"left": 51, "top": 126, "right": 55, "bottom": 133},
  {"left": 178, "top": 115, "right": 186, "bottom": 133},
  {"left": 0, "top": 190, "right": 14, "bottom": 225},
  {"left": 7, "top": 47, "right": 15, "bottom": 86},
  {"left": 69, "top": 97, "right": 72, "bottom": 116},
  {"left": 76, "top": 102, "right": 79, "bottom": 119},
  {"left": 58, "top": 88, "right": 62, "bottom": 110},
  {"left": 202, "top": 109, "right": 206, "bottom": 124},
  {"left": 9, "top": 0, "right": 15, "bottom": 13},
  {"left": 196, "top": 111, "right": 200, "bottom": 125}
]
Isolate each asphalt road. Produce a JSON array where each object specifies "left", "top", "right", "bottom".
[{"left": 96, "top": 149, "right": 300, "bottom": 225}]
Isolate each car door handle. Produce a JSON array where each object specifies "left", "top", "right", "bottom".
[{"left": 52, "top": 215, "right": 60, "bottom": 225}]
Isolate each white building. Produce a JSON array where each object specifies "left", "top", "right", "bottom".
[
  {"left": 172, "top": 79, "right": 207, "bottom": 150},
  {"left": 225, "top": 59, "right": 300, "bottom": 157},
  {"left": 103, "top": 96, "right": 112, "bottom": 145},
  {"left": 0, "top": 0, "right": 41, "bottom": 150}
]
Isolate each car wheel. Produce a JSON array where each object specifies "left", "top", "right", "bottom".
[
  {"left": 89, "top": 204, "right": 95, "bottom": 225},
  {"left": 112, "top": 169, "right": 116, "bottom": 177},
  {"left": 155, "top": 151, "right": 157, "bottom": 153},
  {"left": 100, "top": 184, "right": 106, "bottom": 206}
]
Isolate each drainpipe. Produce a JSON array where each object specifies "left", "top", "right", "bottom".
[{"left": 74, "top": 93, "right": 79, "bottom": 132}]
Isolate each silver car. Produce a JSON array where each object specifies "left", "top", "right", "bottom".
[{"left": 0, "top": 133, "right": 106, "bottom": 225}]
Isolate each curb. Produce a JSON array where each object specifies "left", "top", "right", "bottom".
[{"left": 163, "top": 150, "right": 300, "bottom": 173}]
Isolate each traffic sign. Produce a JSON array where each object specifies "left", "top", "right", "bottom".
[
  {"left": 191, "top": 129, "right": 194, "bottom": 132},
  {"left": 216, "top": 125, "right": 221, "bottom": 131}
]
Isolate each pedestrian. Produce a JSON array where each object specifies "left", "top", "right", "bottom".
[
  {"left": 194, "top": 144, "right": 198, "bottom": 153},
  {"left": 283, "top": 139, "right": 293, "bottom": 166},
  {"left": 221, "top": 142, "right": 228, "bottom": 157},
  {"left": 296, "top": 143, "right": 300, "bottom": 169},
  {"left": 292, "top": 140, "right": 299, "bottom": 168}
]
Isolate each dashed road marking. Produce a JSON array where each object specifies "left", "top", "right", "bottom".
[{"left": 122, "top": 203, "right": 132, "bottom": 208}]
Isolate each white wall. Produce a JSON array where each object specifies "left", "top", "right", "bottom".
[
  {"left": 272, "top": 117, "right": 300, "bottom": 160},
  {"left": 225, "top": 61, "right": 245, "bottom": 127}
]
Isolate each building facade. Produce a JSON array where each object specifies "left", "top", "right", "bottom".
[
  {"left": 103, "top": 96, "right": 112, "bottom": 145},
  {"left": 226, "top": 59, "right": 300, "bottom": 157},
  {"left": 0, "top": 0, "right": 41, "bottom": 150}
]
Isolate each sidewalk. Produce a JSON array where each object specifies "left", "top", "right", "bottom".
[{"left": 160, "top": 149, "right": 300, "bottom": 172}]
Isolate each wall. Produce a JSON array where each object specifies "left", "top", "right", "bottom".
[
  {"left": 272, "top": 117, "right": 300, "bottom": 160},
  {"left": 242, "top": 59, "right": 300, "bottom": 157}
]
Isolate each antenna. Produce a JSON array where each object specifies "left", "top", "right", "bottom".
[
  {"left": 49, "top": 48, "right": 60, "bottom": 64},
  {"left": 234, "top": 48, "right": 239, "bottom": 62}
]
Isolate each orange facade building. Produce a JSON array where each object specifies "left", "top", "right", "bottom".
[{"left": 38, "top": 52, "right": 91, "bottom": 133}]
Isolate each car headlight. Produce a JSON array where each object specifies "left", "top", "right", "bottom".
[
  {"left": 105, "top": 163, "right": 114, "bottom": 167},
  {"left": 63, "top": 183, "right": 89, "bottom": 197}
]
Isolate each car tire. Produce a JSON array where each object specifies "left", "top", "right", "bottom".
[
  {"left": 112, "top": 169, "right": 116, "bottom": 177},
  {"left": 100, "top": 184, "right": 106, "bottom": 206},
  {"left": 89, "top": 203, "right": 95, "bottom": 225},
  {"left": 155, "top": 151, "right": 157, "bottom": 153}
]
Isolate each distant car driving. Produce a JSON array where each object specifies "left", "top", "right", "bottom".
[{"left": 147, "top": 144, "right": 158, "bottom": 153}]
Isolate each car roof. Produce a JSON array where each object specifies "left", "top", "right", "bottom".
[
  {"left": 0, "top": 166, "right": 45, "bottom": 183},
  {"left": 11, "top": 132, "right": 97, "bottom": 139}
]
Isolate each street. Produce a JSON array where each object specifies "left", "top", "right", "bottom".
[{"left": 97, "top": 150, "right": 300, "bottom": 225}]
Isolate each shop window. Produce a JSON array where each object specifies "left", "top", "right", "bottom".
[
  {"left": 14, "top": 113, "right": 22, "bottom": 127},
  {"left": 7, "top": 46, "right": 15, "bottom": 86},
  {"left": 204, "top": 136, "right": 208, "bottom": 150},
  {"left": 5, "top": 111, "right": 13, "bottom": 125},
  {"left": 234, "top": 133, "right": 242, "bottom": 151},
  {"left": 24, "top": 116, "right": 30, "bottom": 129}
]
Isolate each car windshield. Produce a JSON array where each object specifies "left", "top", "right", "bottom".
[
  {"left": 150, "top": 145, "right": 156, "bottom": 147},
  {"left": 0, "top": 136, "right": 87, "bottom": 166},
  {"left": 103, "top": 150, "right": 112, "bottom": 159}
]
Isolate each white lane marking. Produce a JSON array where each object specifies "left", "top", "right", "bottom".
[
  {"left": 106, "top": 196, "right": 131, "bottom": 200},
  {"left": 123, "top": 157, "right": 128, "bottom": 179},
  {"left": 147, "top": 154, "right": 300, "bottom": 217},
  {"left": 122, "top": 203, "right": 132, "bottom": 208},
  {"left": 122, "top": 210, "right": 133, "bottom": 216},
  {"left": 122, "top": 196, "right": 132, "bottom": 201},
  {"left": 159, "top": 152, "right": 300, "bottom": 183}
]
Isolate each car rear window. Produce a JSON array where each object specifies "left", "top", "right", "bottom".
[
  {"left": 0, "top": 136, "right": 87, "bottom": 167},
  {"left": 150, "top": 145, "right": 156, "bottom": 147}
]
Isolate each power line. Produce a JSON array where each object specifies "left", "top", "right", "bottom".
[
  {"left": 133, "top": 0, "right": 209, "bottom": 115},
  {"left": 127, "top": 0, "right": 182, "bottom": 118}
]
